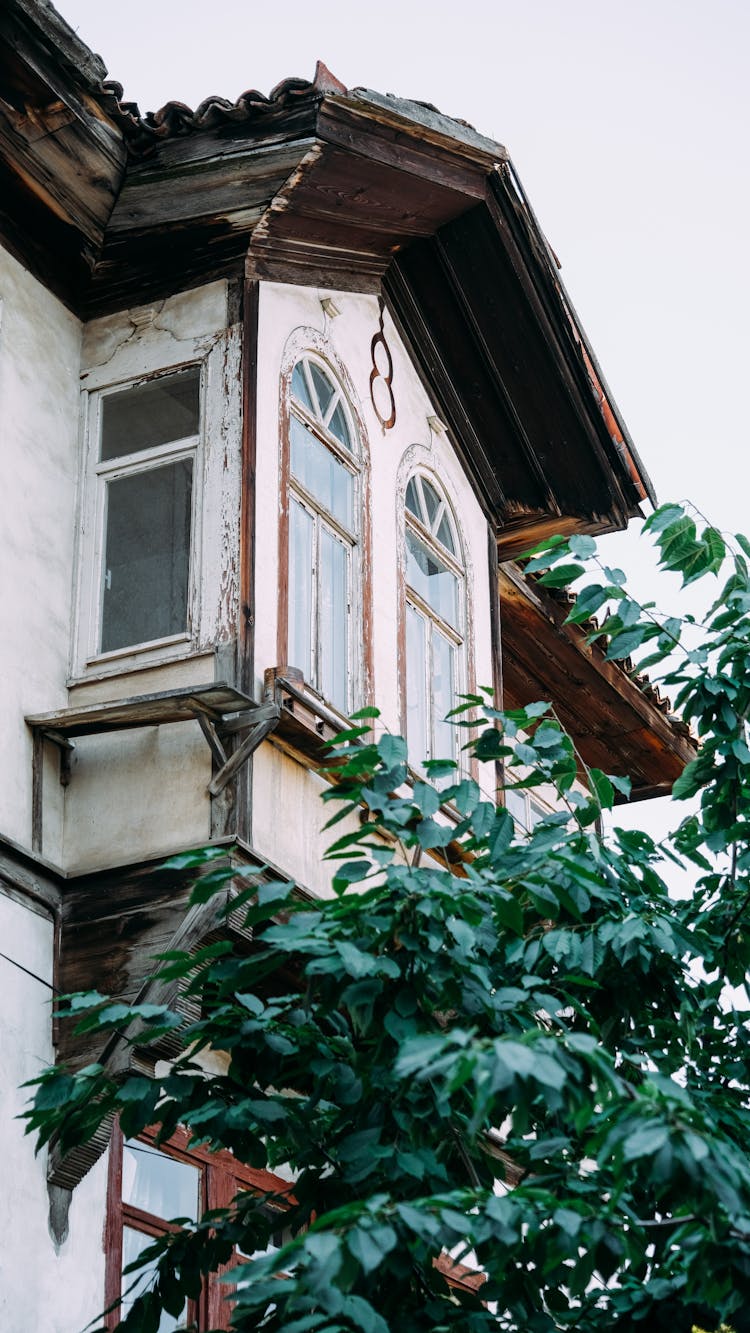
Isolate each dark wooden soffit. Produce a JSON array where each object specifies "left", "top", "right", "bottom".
[
  {"left": 498, "top": 563, "right": 696, "bottom": 800},
  {"left": 0, "top": 0, "right": 126, "bottom": 306},
  {"left": 383, "top": 163, "right": 653, "bottom": 547}
]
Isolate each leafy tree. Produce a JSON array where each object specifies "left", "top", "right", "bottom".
[{"left": 25, "top": 504, "right": 750, "bottom": 1332}]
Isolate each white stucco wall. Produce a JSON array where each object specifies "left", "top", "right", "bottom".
[
  {"left": 0, "top": 247, "right": 82, "bottom": 856},
  {"left": 251, "top": 282, "right": 496, "bottom": 893},
  {"left": 0, "top": 892, "right": 108, "bottom": 1332}
]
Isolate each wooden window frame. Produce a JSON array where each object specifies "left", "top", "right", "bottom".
[
  {"left": 402, "top": 470, "right": 468, "bottom": 772},
  {"left": 105, "top": 1124, "right": 293, "bottom": 1332},
  {"left": 74, "top": 362, "right": 206, "bottom": 678},
  {"left": 277, "top": 342, "right": 373, "bottom": 718}
]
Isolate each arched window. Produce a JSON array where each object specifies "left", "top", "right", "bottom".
[
  {"left": 286, "top": 355, "right": 360, "bottom": 713},
  {"left": 404, "top": 472, "right": 465, "bottom": 771}
]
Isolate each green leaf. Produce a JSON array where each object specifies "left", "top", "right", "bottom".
[
  {"left": 643, "top": 502, "right": 685, "bottom": 534},
  {"left": 347, "top": 1224, "right": 398, "bottom": 1274},
  {"left": 33, "top": 1073, "right": 75, "bottom": 1110},
  {"left": 377, "top": 734, "right": 407, "bottom": 768},
  {"left": 536, "top": 563, "right": 586, "bottom": 589},
  {"left": 565, "top": 584, "right": 609, "bottom": 625},
  {"left": 589, "top": 769, "right": 615, "bottom": 810},
  {"left": 621, "top": 1122, "right": 669, "bottom": 1161},
  {"left": 567, "top": 534, "right": 597, "bottom": 559},
  {"left": 161, "top": 846, "right": 227, "bottom": 870},
  {"left": 488, "top": 808, "right": 514, "bottom": 858},
  {"left": 605, "top": 625, "right": 648, "bottom": 660},
  {"left": 656, "top": 514, "right": 697, "bottom": 568}
]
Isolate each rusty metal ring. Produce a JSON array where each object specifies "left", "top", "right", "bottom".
[{"left": 369, "top": 298, "right": 396, "bottom": 430}]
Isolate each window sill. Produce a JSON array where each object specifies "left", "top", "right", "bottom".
[
  {"left": 68, "top": 646, "right": 212, "bottom": 693},
  {"left": 263, "top": 667, "right": 351, "bottom": 767}
]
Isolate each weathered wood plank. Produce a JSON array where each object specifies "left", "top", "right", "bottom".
[
  {"left": 26, "top": 682, "right": 256, "bottom": 738},
  {"left": 317, "top": 100, "right": 489, "bottom": 199},
  {"left": 107, "top": 139, "right": 309, "bottom": 234},
  {"left": 274, "top": 142, "right": 474, "bottom": 237},
  {"left": 499, "top": 563, "right": 695, "bottom": 794}
]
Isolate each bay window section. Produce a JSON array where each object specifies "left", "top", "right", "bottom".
[
  {"left": 286, "top": 356, "right": 359, "bottom": 714},
  {"left": 404, "top": 474, "right": 465, "bottom": 774}
]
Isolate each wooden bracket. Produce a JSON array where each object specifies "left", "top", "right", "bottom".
[{"left": 207, "top": 703, "right": 281, "bottom": 797}]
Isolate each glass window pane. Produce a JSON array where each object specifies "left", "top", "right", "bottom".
[
  {"left": 529, "top": 799, "right": 546, "bottom": 827},
  {"left": 122, "top": 1140, "right": 200, "bottom": 1222},
  {"left": 432, "top": 631, "right": 456, "bottom": 764},
  {"left": 436, "top": 512, "right": 455, "bottom": 555},
  {"left": 121, "top": 1226, "right": 185, "bottom": 1331},
  {"left": 327, "top": 401, "right": 352, "bottom": 451},
  {"left": 405, "top": 529, "right": 459, "bottom": 630},
  {"left": 405, "top": 478, "right": 420, "bottom": 519},
  {"left": 319, "top": 528, "right": 348, "bottom": 710},
  {"left": 406, "top": 604, "right": 429, "bottom": 769},
  {"left": 290, "top": 416, "right": 353, "bottom": 530},
  {"left": 420, "top": 477, "right": 441, "bottom": 528},
  {"left": 505, "top": 789, "right": 527, "bottom": 832},
  {"left": 309, "top": 363, "right": 336, "bottom": 420},
  {"left": 101, "top": 458, "right": 192, "bottom": 653},
  {"left": 291, "top": 362, "right": 314, "bottom": 412},
  {"left": 101, "top": 368, "right": 200, "bottom": 461},
  {"left": 289, "top": 499, "right": 314, "bottom": 682}
]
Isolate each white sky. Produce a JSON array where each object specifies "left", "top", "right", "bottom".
[{"left": 58, "top": 0, "right": 750, "bottom": 842}]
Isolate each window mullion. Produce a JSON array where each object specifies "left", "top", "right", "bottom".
[
  {"left": 311, "top": 514, "right": 321, "bottom": 692},
  {"left": 425, "top": 616, "right": 434, "bottom": 761},
  {"left": 94, "top": 434, "right": 199, "bottom": 479}
]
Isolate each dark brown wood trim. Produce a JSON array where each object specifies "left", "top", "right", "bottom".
[
  {"left": 487, "top": 519, "right": 505, "bottom": 799},
  {"left": 237, "top": 278, "right": 260, "bottom": 844},
  {"left": 240, "top": 279, "right": 260, "bottom": 696},
  {"left": 31, "top": 729, "right": 43, "bottom": 855},
  {"left": 104, "top": 1125, "right": 123, "bottom": 1331}
]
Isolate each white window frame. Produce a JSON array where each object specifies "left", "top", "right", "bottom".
[
  {"left": 286, "top": 354, "right": 361, "bottom": 715},
  {"left": 404, "top": 472, "right": 466, "bottom": 772},
  {"left": 504, "top": 786, "right": 552, "bottom": 834},
  {"left": 75, "top": 361, "right": 205, "bottom": 675}
]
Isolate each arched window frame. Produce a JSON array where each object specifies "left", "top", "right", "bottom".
[
  {"left": 400, "top": 466, "right": 471, "bottom": 774},
  {"left": 277, "top": 338, "right": 371, "bottom": 716}
]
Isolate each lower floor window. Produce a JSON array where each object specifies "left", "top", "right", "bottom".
[{"left": 106, "top": 1125, "right": 291, "bottom": 1331}]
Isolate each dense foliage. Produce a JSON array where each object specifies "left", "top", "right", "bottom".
[{"left": 26, "top": 504, "right": 750, "bottom": 1332}]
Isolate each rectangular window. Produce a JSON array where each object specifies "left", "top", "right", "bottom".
[
  {"left": 101, "top": 459, "right": 193, "bottom": 653},
  {"left": 287, "top": 497, "right": 351, "bottom": 714},
  {"left": 106, "top": 1126, "right": 293, "bottom": 1332},
  {"left": 81, "top": 366, "right": 201, "bottom": 664},
  {"left": 406, "top": 604, "right": 457, "bottom": 772}
]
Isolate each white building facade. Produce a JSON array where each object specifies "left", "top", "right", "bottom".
[{"left": 0, "top": 4, "right": 694, "bottom": 1328}]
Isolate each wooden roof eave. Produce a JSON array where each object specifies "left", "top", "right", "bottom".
[
  {"left": 498, "top": 562, "right": 696, "bottom": 799},
  {"left": 488, "top": 161, "right": 656, "bottom": 509},
  {"left": 0, "top": 2, "right": 126, "bottom": 309}
]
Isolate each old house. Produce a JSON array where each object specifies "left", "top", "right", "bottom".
[{"left": 0, "top": 1, "right": 695, "bottom": 1327}]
